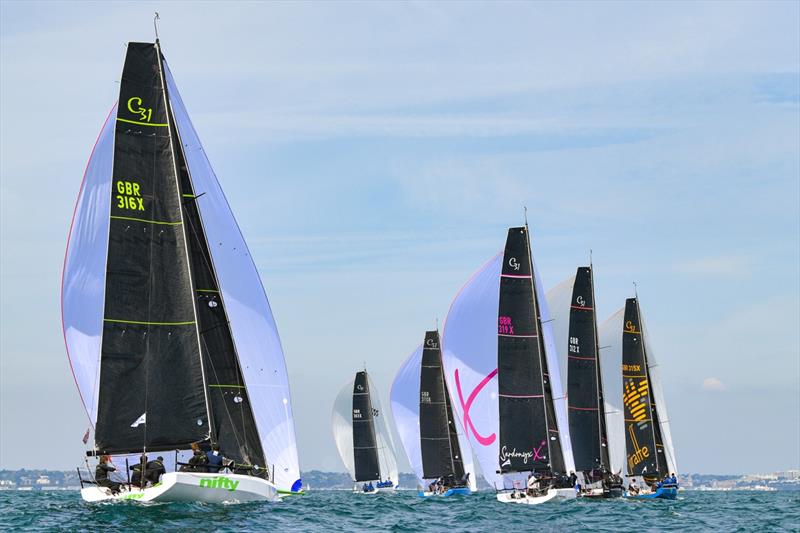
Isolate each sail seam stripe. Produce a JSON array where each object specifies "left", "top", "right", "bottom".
[
  {"left": 498, "top": 333, "right": 537, "bottom": 338},
  {"left": 208, "top": 384, "right": 245, "bottom": 388},
  {"left": 498, "top": 393, "right": 544, "bottom": 398},
  {"left": 110, "top": 215, "right": 182, "bottom": 225},
  {"left": 500, "top": 274, "right": 532, "bottom": 279},
  {"left": 195, "top": 289, "right": 220, "bottom": 293},
  {"left": 570, "top": 305, "right": 593, "bottom": 310},
  {"left": 104, "top": 318, "right": 196, "bottom": 326},
  {"left": 568, "top": 406, "right": 599, "bottom": 411},
  {"left": 567, "top": 355, "right": 595, "bottom": 360},
  {"left": 116, "top": 117, "right": 169, "bottom": 127}
]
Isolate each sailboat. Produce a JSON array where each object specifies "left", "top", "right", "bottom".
[
  {"left": 390, "top": 330, "right": 477, "bottom": 497},
  {"left": 440, "top": 225, "right": 576, "bottom": 506},
  {"left": 620, "top": 297, "right": 678, "bottom": 500},
  {"left": 62, "top": 39, "right": 302, "bottom": 503},
  {"left": 566, "top": 266, "right": 623, "bottom": 498},
  {"left": 332, "top": 370, "right": 399, "bottom": 493}
]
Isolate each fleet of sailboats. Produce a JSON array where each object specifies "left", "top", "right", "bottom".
[{"left": 63, "top": 31, "right": 679, "bottom": 506}]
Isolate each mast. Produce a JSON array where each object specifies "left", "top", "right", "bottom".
[
  {"left": 590, "top": 266, "right": 610, "bottom": 469},
  {"left": 154, "top": 39, "right": 214, "bottom": 448},
  {"left": 352, "top": 370, "right": 381, "bottom": 482}
]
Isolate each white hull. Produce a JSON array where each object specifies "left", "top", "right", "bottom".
[
  {"left": 81, "top": 472, "right": 279, "bottom": 503},
  {"left": 496, "top": 487, "right": 576, "bottom": 505}
]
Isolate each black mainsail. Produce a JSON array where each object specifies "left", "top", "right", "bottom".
[
  {"left": 497, "top": 226, "right": 564, "bottom": 474},
  {"left": 94, "top": 42, "right": 266, "bottom": 470},
  {"left": 95, "top": 42, "right": 208, "bottom": 454},
  {"left": 622, "top": 297, "right": 665, "bottom": 478},
  {"left": 419, "top": 330, "right": 465, "bottom": 481},
  {"left": 567, "top": 266, "right": 610, "bottom": 472},
  {"left": 352, "top": 370, "right": 381, "bottom": 482}
]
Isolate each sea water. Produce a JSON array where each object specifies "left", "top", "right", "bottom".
[{"left": 0, "top": 490, "right": 797, "bottom": 532}]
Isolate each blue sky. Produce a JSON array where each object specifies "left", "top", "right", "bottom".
[{"left": 1, "top": 1, "right": 798, "bottom": 475}]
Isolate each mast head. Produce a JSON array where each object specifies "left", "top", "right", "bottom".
[{"left": 153, "top": 12, "right": 160, "bottom": 43}]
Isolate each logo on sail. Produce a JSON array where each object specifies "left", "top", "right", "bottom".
[
  {"left": 499, "top": 440, "right": 546, "bottom": 467},
  {"left": 127, "top": 96, "right": 153, "bottom": 123},
  {"left": 626, "top": 424, "right": 650, "bottom": 472},
  {"left": 454, "top": 367, "right": 498, "bottom": 447},
  {"left": 576, "top": 295, "right": 585, "bottom": 306},
  {"left": 425, "top": 338, "right": 438, "bottom": 348},
  {"left": 508, "top": 257, "right": 520, "bottom": 271},
  {"left": 130, "top": 412, "right": 146, "bottom": 428}
]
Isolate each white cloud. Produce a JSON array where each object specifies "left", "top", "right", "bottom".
[{"left": 702, "top": 377, "right": 727, "bottom": 392}]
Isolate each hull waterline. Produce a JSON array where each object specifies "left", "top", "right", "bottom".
[{"left": 81, "top": 472, "right": 279, "bottom": 503}]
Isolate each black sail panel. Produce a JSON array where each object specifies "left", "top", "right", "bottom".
[
  {"left": 168, "top": 95, "right": 266, "bottom": 471},
  {"left": 95, "top": 42, "right": 208, "bottom": 454},
  {"left": 567, "top": 266, "right": 607, "bottom": 471},
  {"left": 622, "top": 298, "right": 660, "bottom": 477},
  {"left": 497, "top": 227, "right": 549, "bottom": 473},
  {"left": 419, "top": 330, "right": 463, "bottom": 479},
  {"left": 352, "top": 371, "right": 380, "bottom": 481},
  {"left": 444, "top": 373, "right": 466, "bottom": 480}
]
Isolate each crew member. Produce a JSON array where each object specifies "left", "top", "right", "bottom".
[
  {"left": 206, "top": 444, "right": 224, "bottom": 473},
  {"left": 145, "top": 456, "right": 166, "bottom": 484},
  {"left": 96, "top": 455, "right": 122, "bottom": 494}
]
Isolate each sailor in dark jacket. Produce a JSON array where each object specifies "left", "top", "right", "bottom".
[
  {"left": 95, "top": 455, "right": 122, "bottom": 494},
  {"left": 206, "top": 445, "right": 224, "bottom": 473},
  {"left": 145, "top": 456, "right": 166, "bottom": 484},
  {"left": 130, "top": 453, "right": 148, "bottom": 487}
]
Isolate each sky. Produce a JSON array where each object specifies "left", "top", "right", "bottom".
[{"left": 1, "top": 1, "right": 798, "bottom": 476}]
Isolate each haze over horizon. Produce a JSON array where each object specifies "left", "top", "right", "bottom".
[{"left": 1, "top": 1, "right": 798, "bottom": 476}]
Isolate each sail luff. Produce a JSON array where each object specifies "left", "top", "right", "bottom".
[
  {"left": 155, "top": 40, "right": 213, "bottom": 446},
  {"left": 62, "top": 103, "right": 116, "bottom": 428},
  {"left": 591, "top": 267, "right": 611, "bottom": 469}
]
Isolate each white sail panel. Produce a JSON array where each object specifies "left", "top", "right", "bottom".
[
  {"left": 390, "top": 346, "right": 424, "bottom": 487},
  {"left": 369, "top": 373, "right": 399, "bottom": 484},
  {"left": 61, "top": 105, "right": 117, "bottom": 426},
  {"left": 441, "top": 252, "right": 503, "bottom": 489},
  {"left": 332, "top": 378, "right": 356, "bottom": 480},
  {"left": 641, "top": 313, "right": 678, "bottom": 474},
  {"left": 164, "top": 64, "right": 300, "bottom": 492},
  {"left": 534, "top": 264, "right": 575, "bottom": 474},
  {"left": 390, "top": 345, "right": 477, "bottom": 491},
  {"left": 544, "top": 275, "right": 576, "bottom": 395},
  {"left": 598, "top": 308, "right": 625, "bottom": 475}
]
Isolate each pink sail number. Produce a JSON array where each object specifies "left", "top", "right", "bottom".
[{"left": 498, "top": 316, "right": 514, "bottom": 335}]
